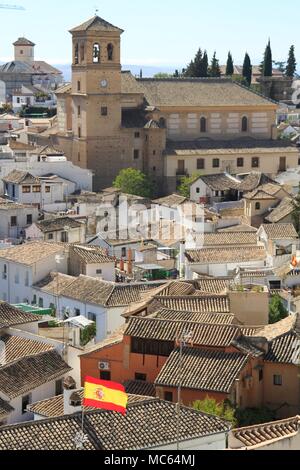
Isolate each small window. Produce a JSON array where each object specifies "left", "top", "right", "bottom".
[
  {"left": 153, "top": 166, "right": 156, "bottom": 172},
  {"left": 78, "top": 152, "right": 81, "bottom": 162},
  {"left": 39, "top": 298, "right": 44, "bottom": 308},
  {"left": 74, "top": 44, "right": 79, "bottom": 65},
  {"left": 164, "top": 391, "right": 173, "bottom": 402},
  {"left": 80, "top": 44, "right": 85, "bottom": 62},
  {"left": 100, "top": 371, "right": 111, "bottom": 381},
  {"left": 55, "top": 379, "right": 63, "bottom": 396},
  {"left": 259, "top": 370, "right": 263, "bottom": 382},
  {"left": 78, "top": 105, "right": 81, "bottom": 117},
  {"left": 22, "top": 394, "right": 31, "bottom": 414},
  {"left": 22, "top": 185, "right": 31, "bottom": 193},
  {"left": 237, "top": 158, "right": 244, "bottom": 168},
  {"left": 77, "top": 81, "right": 81, "bottom": 92},
  {"left": 20, "top": 50, "right": 23, "bottom": 55},
  {"left": 200, "top": 117, "right": 207, "bottom": 133},
  {"left": 48, "top": 233, "right": 54, "bottom": 240},
  {"left": 153, "top": 150, "right": 156, "bottom": 156},
  {"left": 45, "top": 186, "right": 51, "bottom": 193},
  {"left": 93, "top": 43, "right": 100, "bottom": 63},
  {"left": 78, "top": 127, "right": 81, "bottom": 138},
  {"left": 10, "top": 216, "right": 17, "bottom": 227},
  {"left": 273, "top": 375, "right": 282, "bottom": 386},
  {"left": 255, "top": 202, "right": 261, "bottom": 211},
  {"left": 252, "top": 157, "right": 260, "bottom": 168},
  {"left": 26, "top": 214, "right": 33, "bottom": 225},
  {"left": 135, "top": 373, "right": 147, "bottom": 381},
  {"left": 213, "top": 158, "right": 220, "bottom": 168},
  {"left": 107, "top": 43, "right": 114, "bottom": 61},
  {"left": 159, "top": 117, "right": 166, "bottom": 128},
  {"left": 134, "top": 132, "right": 140, "bottom": 138},
  {"left": 15, "top": 272, "right": 19, "bottom": 284},
  {"left": 32, "top": 186, "right": 41, "bottom": 193},
  {"left": 96, "top": 269, "right": 102, "bottom": 275},
  {"left": 32, "top": 295, "right": 37, "bottom": 305},
  {"left": 75, "top": 308, "right": 81, "bottom": 317},
  {"left": 133, "top": 149, "right": 140, "bottom": 160},
  {"left": 242, "top": 116, "right": 248, "bottom": 132},
  {"left": 61, "top": 232, "right": 68, "bottom": 243},
  {"left": 197, "top": 158, "right": 205, "bottom": 170},
  {"left": 196, "top": 188, "right": 200, "bottom": 194},
  {"left": 101, "top": 107, "right": 108, "bottom": 116},
  {"left": 121, "top": 247, "right": 127, "bottom": 258}
]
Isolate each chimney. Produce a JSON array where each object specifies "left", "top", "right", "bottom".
[{"left": 63, "top": 376, "right": 82, "bottom": 415}]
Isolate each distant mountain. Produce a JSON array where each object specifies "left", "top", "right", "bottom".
[{"left": 52, "top": 63, "right": 180, "bottom": 82}]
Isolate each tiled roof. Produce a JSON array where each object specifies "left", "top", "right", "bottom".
[
  {"left": 154, "top": 308, "right": 235, "bottom": 325},
  {"left": 218, "top": 224, "right": 258, "bottom": 233},
  {"left": 0, "top": 351, "right": 71, "bottom": 399},
  {"left": 260, "top": 224, "right": 298, "bottom": 240},
  {"left": 71, "top": 245, "right": 115, "bottom": 263},
  {"left": 27, "top": 390, "right": 153, "bottom": 418},
  {"left": 265, "top": 331, "right": 299, "bottom": 364},
  {"left": 33, "top": 272, "right": 76, "bottom": 295},
  {"left": 243, "top": 189, "right": 278, "bottom": 200},
  {"left": 194, "top": 278, "right": 232, "bottom": 294},
  {"left": 153, "top": 194, "right": 188, "bottom": 208},
  {"left": 36, "top": 217, "right": 82, "bottom": 233},
  {"left": 0, "top": 242, "right": 67, "bottom": 266},
  {"left": 203, "top": 232, "right": 257, "bottom": 247},
  {"left": 0, "top": 200, "right": 34, "bottom": 211},
  {"left": 124, "top": 381, "right": 156, "bottom": 397},
  {"left": 0, "top": 398, "right": 14, "bottom": 418},
  {"left": 196, "top": 172, "right": 274, "bottom": 193},
  {"left": 107, "top": 284, "right": 163, "bottom": 307},
  {"left": 0, "top": 334, "right": 54, "bottom": 365},
  {"left": 0, "top": 399, "right": 230, "bottom": 450},
  {"left": 255, "top": 315, "right": 297, "bottom": 342},
  {"left": 70, "top": 15, "right": 123, "bottom": 33},
  {"left": 0, "top": 302, "right": 39, "bottom": 328},
  {"left": 155, "top": 348, "right": 248, "bottom": 393},
  {"left": 13, "top": 37, "right": 35, "bottom": 46},
  {"left": 3, "top": 170, "right": 39, "bottom": 184},
  {"left": 155, "top": 281, "right": 195, "bottom": 297},
  {"left": 230, "top": 416, "right": 300, "bottom": 449},
  {"left": 125, "top": 316, "right": 247, "bottom": 348},
  {"left": 185, "top": 246, "right": 266, "bottom": 264},
  {"left": 134, "top": 78, "right": 276, "bottom": 108},
  {"left": 80, "top": 325, "right": 126, "bottom": 356},
  {"left": 265, "top": 198, "right": 294, "bottom": 223},
  {"left": 156, "top": 295, "right": 230, "bottom": 313}
]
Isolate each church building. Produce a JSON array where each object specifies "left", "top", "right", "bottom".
[{"left": 54, "top": 15, "right": 299, "bottom": 193}]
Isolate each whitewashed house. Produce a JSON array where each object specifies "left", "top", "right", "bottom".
[
  {"left": 0, "top": 198, "right": 39, "bottom": 240},
  {"left": 26, "top": 217, "right": 86, "bottom": 244},
  {"left": 32, "top": 274, "right": 163, "bottom": 343},
  {"left": 0, "top": 301, "right": 71, "bottom": 426},
  {"left": 69, "top": 245, "right": 116, "bottom": 281},
  {"left": 0, "top": 241, "right": 69, "bottom": 304},
  {"left": 257, "top": 224, "right": 299, "bottom": 268}
]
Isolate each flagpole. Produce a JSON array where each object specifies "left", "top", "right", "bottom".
[{"left": 81, "top": 405, "right": 85, "bottom": 434}]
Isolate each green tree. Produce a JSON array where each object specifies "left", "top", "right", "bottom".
[
  {"left": 292, "top": 183, "right": 300, "bottom": 234},
  {"left": 226, "top": 51, "right": 234, "bottom": 76},
  {"left": 209, "top": 51, "right": 221, "bottom": 77},
  {"left": 178, "top": 172, "right": 202, "bottom": 198},
  {"left": 193, "top": 48, "right": 203, "bottom": 77},
  {"left": 113, "top": 168, "right": 153, "bottom": 198},
  {"left": 200, "top": 51, "right": 209, "bottom": 77},
  {"left": 153, "top": 72, "right": 173, "bottom": 78},
  {"left": 285, "top": 45, "right": 297, "bottom": 78},
  {"left": 184, "top": 49, "right": 208, "bottom": 78},
  {"left": 273, "top": 61, "right": 286, "bottom": 73},
  {"left": 235, "top": 407, "right": 276, "bottom": 427},
  {"left": 269, "top": 294, "right": 288, "bottom": 324},
  {"left": 193, "top": 398, "right": 237, "bottom": 425},
  {"left": 261, "top": 39, "right": 273, "bottom": 77},
  {"left": 242, "top": 52, "right": 252, "bottom": 86},
  {"left": 80, "top": 323, "right": 97, "bottom": 347}
]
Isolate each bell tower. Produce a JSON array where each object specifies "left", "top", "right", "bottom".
[{"left": 69, "top": 15, "right": 124, "bottom": 188}]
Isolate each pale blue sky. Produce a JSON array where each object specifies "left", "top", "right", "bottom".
[{"left": 0, "top": 0, "right": 299, "bottom": 68}]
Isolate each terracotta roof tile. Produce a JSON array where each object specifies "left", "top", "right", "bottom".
[
  {"left": 155, "top": 295, "right": 230, "bottom": 313},
  {"left": 0, "top": 334, "right": 54, "bottom": 365},
  {"left": 0, "top": 302, "right": 39, "bottom": 328},
  {"left": 0, "top": 242, "right": 67, "bottom": 266},
  {"left": 185, "top": 246, "right": 266, "bottom": 264},
  {"left": 265, "top": 198, "right": 294, "bottom": 223},
  {"left": 260, "top": 223, "right": 298, "bottom": 240},
  {"left": 155, "top": 348, "right": 248, "bottom": 393}
]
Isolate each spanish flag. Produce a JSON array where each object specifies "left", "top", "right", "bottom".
[{"left": 83, "top": 376, "right": 128, "bottom": 415}]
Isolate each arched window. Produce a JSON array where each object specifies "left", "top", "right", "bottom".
[
  {"left": 74, "top": 44, "right": 79, "bottom": 64},
  {"left": 80, "top": 43, "right": 85, "bottom": 62},
  {"left": 242, "top": 116, "right": 248, "bottom": 132},
  {"left": 159, "top": 117, "right": 166, "bottom": 128},
  {"left": 200, "top": 117, "right": 207, "bottom": 133},
  {"left": 93, "top": 43, "right": 100, "bottom": 63},
  {"left": 107, "top": 43, "right": 114, "bottom": 61}
]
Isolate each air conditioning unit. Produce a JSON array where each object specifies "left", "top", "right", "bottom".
[{"left": 98, "top": 361, "right": 110, "bottom": 371}]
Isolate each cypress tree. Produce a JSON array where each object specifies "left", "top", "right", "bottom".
[
  {"left": 285, "top": 45, "right": 297, "bottom": 78},
  {"left": 209, "top": 52, "right": 221, "bottom": 77},
  {"left": 226, "top": 51, "right": 234, "bottom": 76},
  {"left": 242, "top": 52, "right": 252, "bottom": 86},
  {"left": 193, "top": 48, "right": 203, "bottom": 77},
  {"left": 262, "top": 39, "right": 273, "bottom": 77},
  {"left": 199, "top": 50, "right": 209, "bottom": 77}
]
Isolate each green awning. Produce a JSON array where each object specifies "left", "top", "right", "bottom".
[{"left": 14, "top": 304, "right": 53, "bottom": 316}]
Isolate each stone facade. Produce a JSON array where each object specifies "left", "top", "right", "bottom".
[{"left": 55, "top": 15, "right": 299, "bottom": 194}]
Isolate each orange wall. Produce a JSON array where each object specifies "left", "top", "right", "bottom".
[{"left": 156, "top": 386, "right": 228, "bottom": 406}]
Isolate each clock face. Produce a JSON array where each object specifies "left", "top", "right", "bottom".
[{"left": 100, "top": 79, "right": 108, "bottom": 88}]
